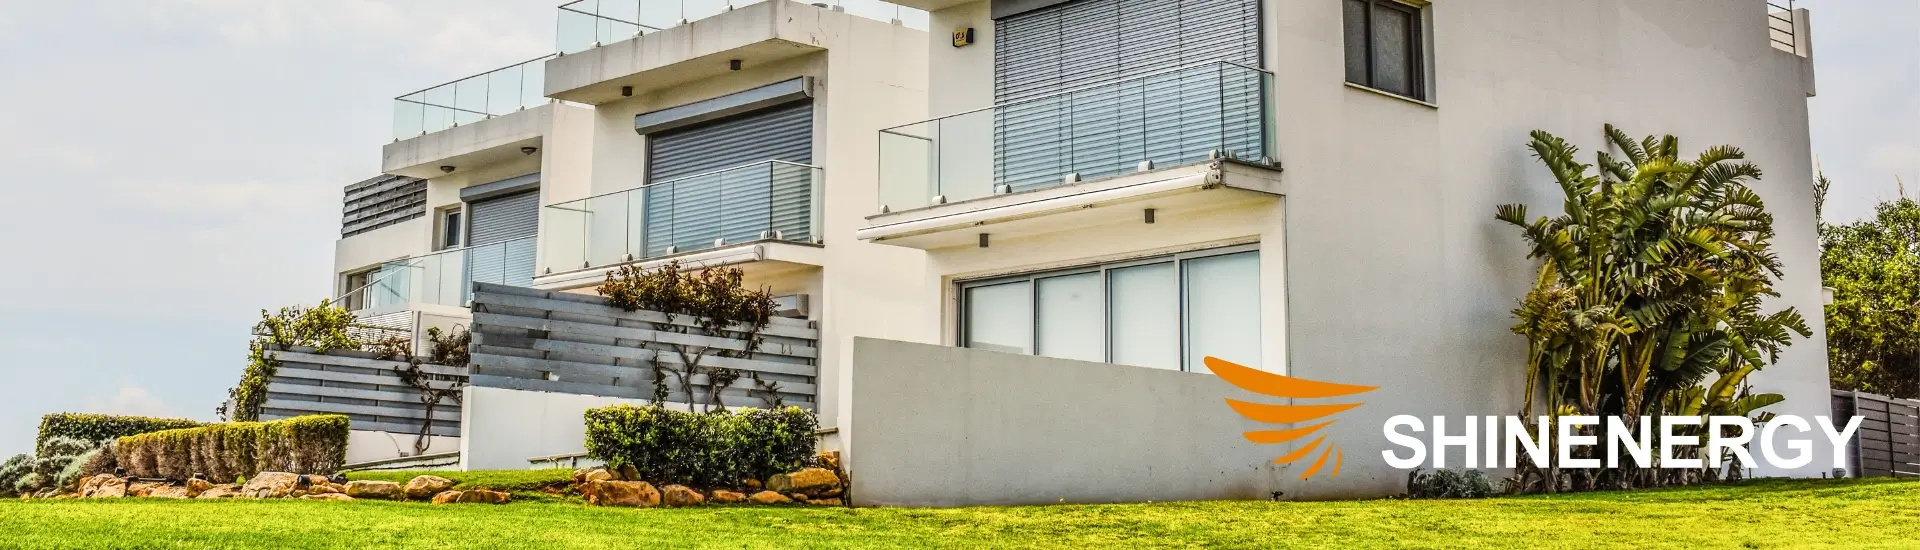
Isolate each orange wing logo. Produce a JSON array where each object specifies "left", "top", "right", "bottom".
[{"left": 1203, "top": 356, "right": 1378, "bottom": 479}]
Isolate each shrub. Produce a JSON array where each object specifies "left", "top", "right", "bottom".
[
  {"left": 115, "top": 415, "right": 350, "bottom": 482},
  {"left": 0, "top": 454, "right": 31, "bottom": 497},
  {"left": 36, "top": 413, "right": 202, "bottom": 456},
  {"left": 1406, "top": 468, "right": 1497, "bottom": 499},
  {"left": 56, "top": 449, "right": 101, "bottom": 489},
  {"left": 585, "top": 405, "right": 817, "bottom": 488},
  {"left": 220, "top": 301, "right": 361, "bottom": 421},
  {"left": 32, "top": 436, "right": 103, "bottom": 489}
]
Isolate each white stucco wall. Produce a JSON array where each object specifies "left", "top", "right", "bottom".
[
  {"left": 861, "top": 0, "right": 1829, "bottom": 498},
  {"left": 344, "top": 430, "right": 460, "bottom": 465}
]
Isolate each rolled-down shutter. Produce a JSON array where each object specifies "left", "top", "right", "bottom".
[
  {"left": 643, "top": 102, "right": 814, "bottom": 257},
  {"left": 466, "top": 189, "right": 539, "bottom": 291},
  {"left": 994, "top": 0, "right": 1262, "bottom": 190}
]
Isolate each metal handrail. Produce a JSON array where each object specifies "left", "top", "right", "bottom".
[
  {"left": 1767, "top": 0, "right": 1796, "bottom": 52},
  {"left": 881, "top": 60, "right": 1273, "bottom": 136},
  {"left": 393, "top": 53, "right": 558, "bottom": 103}
]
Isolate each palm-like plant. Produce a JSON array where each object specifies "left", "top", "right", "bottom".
[{"left": 1498, "top": 126, "right": 1809, "bottom": 491}]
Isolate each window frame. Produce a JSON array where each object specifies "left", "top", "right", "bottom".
[
  {"left": 439, "top": 207, "right": 465, "bottom": 250},
  {"left": 1344, "top": 0, "right": 1428, "bottom": 102},
  {"left": 956, "top": 244, "right": 1261, "bottom": 372}
]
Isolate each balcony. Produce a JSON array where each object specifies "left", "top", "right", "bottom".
[
  {"left": 384, "top": 56, "right": 557, "bottom": 177},
  {"left": 536, "top": 160, "right": 823, "bottom": 288},
  {"left": 544, "top": 0, "right": 928, "bottom": 105},
  {"left": 356, "top": 236, "right": 538, "bottom": 314},
  {"left": 860, "top": 62, "right": 1282, "bottom": 248}
]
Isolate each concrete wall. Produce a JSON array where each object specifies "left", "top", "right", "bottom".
[
  {"left": 459, "top": 386, "right": 645, "bottom": 471},
  {"left": 345, "top": 430, "right": 460, "bottom": 465},
  {"left": 849, "top": 338, "right": 1291, "bottom": 506},
  {"left": 865, "top": 0, "right": 1829, "bottom": 498}
]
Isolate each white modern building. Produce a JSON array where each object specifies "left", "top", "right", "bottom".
[{"left": 319, "top": 0, "right": 1829, "bottom": 503}]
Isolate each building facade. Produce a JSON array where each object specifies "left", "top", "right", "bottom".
[{"left": 325, "top": 0, "right": 1828, "bottom": 500}]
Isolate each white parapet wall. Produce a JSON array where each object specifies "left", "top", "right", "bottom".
[
  {"left": 458, "top": 386, "right": 652, "bottom": 471},
  {"left": 345, "top": 430, "right": 460, "bottom": 465},
  {"left": 848, "top": 337, "right": 1306, "bottom": 507}
]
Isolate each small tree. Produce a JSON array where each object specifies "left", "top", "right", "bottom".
[
  {"left": 597, "top": 262, "right": 779, "bottom": 412},
  {"left": 219, "top": 300, "right": 360, "bottom": 421},
  {"left": 1821, "top": 197, "right": 1920, "bottom": 398}
]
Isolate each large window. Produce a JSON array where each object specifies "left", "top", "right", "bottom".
[
  {"left": 960, "top": 247, "right": 1262, "bottom": 372},
  {"left": 1343, "top": 0, "right": 1427, "bottom": 101}
]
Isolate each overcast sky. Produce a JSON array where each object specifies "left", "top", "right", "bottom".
[{"left": 0, "top": 1, "right": 1914, "bottom": 459}]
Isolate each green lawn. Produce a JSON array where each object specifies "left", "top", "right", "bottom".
[{"left": 2, "top": 478, "right": 1915, "bottom": 549}]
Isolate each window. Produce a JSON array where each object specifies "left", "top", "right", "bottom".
[
  {"left": 1344, "top": 0, "right": 1426, "bottom": 101},
  {"left": 440, "top": 209, "right": 464, "bottom": 249},
  {"left": 959, "top": 246, "right": 1262, "bottom": 372}
]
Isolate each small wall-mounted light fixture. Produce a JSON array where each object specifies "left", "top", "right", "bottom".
[
  {"left": 620, "top": 86, "right": 633, "bottom": 97},
  {"left": 1145, "top": 208, "right": 1156, "bottom": 224},
  {"left": 729, "top": 59, "right": 743, "bottom": 71},
  {"left": 952, "top": 27, "right": 975, "bottom": 48},
  {"left": 978, "top": 233, "right": 990, "bottom": 248},
  {"left": 439, "top": 165, "right": 455, "bottom": 173},
  {"left": 521, "top": 146, "right": 539, "bottom": 156}
]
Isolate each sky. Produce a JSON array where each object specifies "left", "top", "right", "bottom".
[{"left": 0, "top": 1, "right": 1914, "bottom": 459}]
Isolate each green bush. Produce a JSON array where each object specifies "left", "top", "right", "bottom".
[
  {"left": 584, "top": 405, "right": 817, "bottom": 488},
  {"left": 115, "top": 415, "right": 350, "bottom": 482},
  {"left": 36, "top": 413, "right": 202, "bottom": 456},
  {"left": 0, "top": 454, "right": 31, "bottom": 497},
  {"left": 1406, "top": 469, "right": 1497, "bottom": 499},
  {"left": 31, "top": 436, "right": 104, "bottom": 491}
]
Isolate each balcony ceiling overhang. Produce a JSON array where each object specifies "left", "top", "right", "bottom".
[
  {"left": 887, "top": 0, "right": 977, "bottom": 12},
  {"left": 383, "top": 104, "right": 551, "bottom": 178},
  {"left": 531, "top": 241, "right": 825, "bottom": 291},
  {"left": 544, "top": 1, "right": 831, "bottom": 106},
  {"left": 857, "top": 160, "right": 1283, "bottom": 250}
]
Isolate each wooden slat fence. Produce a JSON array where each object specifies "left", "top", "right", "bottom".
[
  {"left": 263, "top": 346, "right": 467, "bottom": 437},
  {"left": 1832, "top": 390, "right": 1920, "bottom": 478},
  {"left": 468, "top": 282, "right": 819, "bottom": 409}
]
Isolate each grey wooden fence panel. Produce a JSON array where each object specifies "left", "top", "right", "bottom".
[
  {"left": 264, "top": 346, "right": 467, "bottom": 438},
  {"left": 468, "top": 282, "right": 818, "bottom": 409},
  {"left": 1834, "top": 390, "right": 1920, "bottom": 478}
]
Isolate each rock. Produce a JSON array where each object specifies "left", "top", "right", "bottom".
[
  {"left": 742, "top": 479, "right": 763, "bottom": 490},
  {"left": 344, "top": 480, "right": 404, "bottom": 500},
  {"left": 749, "top": 491, "right": 792, "bottom": 505},
  {"left": 581, "top": 469, "right": 615, "bottom": 484},
  {"left": 454, "top": 490, "right": 510, "bottom": 504},
  {"left": 710, "top": 490, "right": 747, "bottom": 504},
  {"left": 809, "top": 498, "right": 844, "bottom": 507},
  {"left": 185, "top": 478, "right": 213, "bottom": 498},
  {"left": 617, "top": 464, "right": 640, "bottom": 482},
  {"left": 128, "top": 481, "right": 165, "bottom": 498},
  {"left": 404, "top": 475, "right": 456, "bottom": 500},
  {"left": 308, "top": 484, "right": 340, "bottom": 495},
  {"left": 195, "top": 484, "right": 241, "bottom": 499},
  {"left": 431, "top": 491, "right": 462, "bottom": 505},
  {"left": 818, "top": 487, "right": 843, "bottom": 499},
  {"left": 582, "top": 480, "right": 659, "bottom": 508},
  {"left": 790, "top": 493, "right": 809, "bottom": 502},
  {"left": 148, "top": 486, "right": 191, "bottom": 499},
  {"left": 82, "top": 475, "right": 127, "bottom": 499},
  {"left": 660, "top": 485, "right": 705, "bottom": 507},
  {"left": 304, "top": 475, "right": 330, "bottom": 487},
  {"left": 242, "top": 472, "right": 302, "bottom": 499},
  {"left": 767, "top": 468, "right": 840, "bottom": 497},
  {"left": 301, "top": 493, "right": 353, "bottom": 502},
  {"left": 815, "top": 451, "right": 841, "bottom": 471}
]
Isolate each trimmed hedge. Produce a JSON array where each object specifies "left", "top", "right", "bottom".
[
  {"left": 584, "top": 405, "right": 817, "bottom": 488},
  {"left": 115, "top": 415, "right": 350, "bottom": 483},
  {"left": 37, "top": 413, "right": 203, "bottom": 455}
]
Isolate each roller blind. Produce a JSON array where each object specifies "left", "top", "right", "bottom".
[{"left": 643, "top": 102, "right": 814, "bottom": 257}]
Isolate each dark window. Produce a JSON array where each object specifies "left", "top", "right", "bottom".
[
  {"left": 442, "top": 210, "right": 463, "bottom": 249},
  {"left": 1343, "top": 0, "right": 1425, "bottom": 100}
]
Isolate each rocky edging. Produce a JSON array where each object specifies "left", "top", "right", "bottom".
[
  {"left": 50, "top": 472, "right": 507, "bottom": 505},
  {"left": 576, "top": 451, "right": 849, "bottom": 508}
]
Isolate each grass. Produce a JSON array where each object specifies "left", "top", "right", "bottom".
[
  {"left": 343, "top": 469, "right": 577, "bottom": 494},
  {"left": 2, "top": 477, "right": 1916, "bottom": 549}
]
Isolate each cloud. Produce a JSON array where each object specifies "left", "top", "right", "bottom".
[{"left": 83, "top": 386, "right": 184, "bottom": 419}]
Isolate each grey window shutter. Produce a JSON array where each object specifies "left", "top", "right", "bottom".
[
  {"left": 993, "top": 0, "right": 1263, "bottom": 189},
  {"left": 643, "top": 101, "right": 814, "bottom": 257},
  {"left": 466, "top": 189, "right": 539, "bottom": 294}
]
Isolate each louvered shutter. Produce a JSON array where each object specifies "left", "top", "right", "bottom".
[
  {"left": 466, "top": 189, "right": 539, "bottom": 295},
  {"left": 643, "top": 101, "right": 813, "bottom": 257},
  {"left": 994, "top": 0, "right": 1262, "bottom": 189}
]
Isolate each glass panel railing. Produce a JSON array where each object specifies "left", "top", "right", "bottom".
[
  {"left": 556, "top": 0, "right": 929, "bottom": 55},
  {"left": 392, "top": 56, "right": 556, "bottom": 141},
  {"left": 541, "top": 161, "right": 822, "bottom": 274},
  {"left": 358, "top": 236, "right": 537, "bottom": 311},
  {"left": 877, "top": 61, "right": 1276, "bottom": 213}
]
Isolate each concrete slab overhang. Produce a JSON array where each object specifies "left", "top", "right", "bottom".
[
  {"left": 544, "top": 1, "right": 835, "bottom": 106},
  {"left": 856, "top": 159, "right": 1283, "bottom": 250},
  {"left": 886, "top": 0, "right": 975, "bottom": 11},
  {"left": 531, "top": 240, "right": 826, "bottom": 291},
  {"left": 382, "top": 103, "right": 551, "bottom": 178}
]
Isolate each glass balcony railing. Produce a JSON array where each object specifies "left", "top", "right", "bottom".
[
  {"left": 392, "top": 55, "right": 555, "bottom": 141},
  {"left": 363, "top": 236, "right": 538, "bottom": 311},
  {"left": 542, "top": 161, "right": 822, "bottom": 274},
  {"left": 878, "top": 61, "right": 1276, "bottom": 213},
  {"left": 556, "top": 0, "right": 930, "bottom": 55}
]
